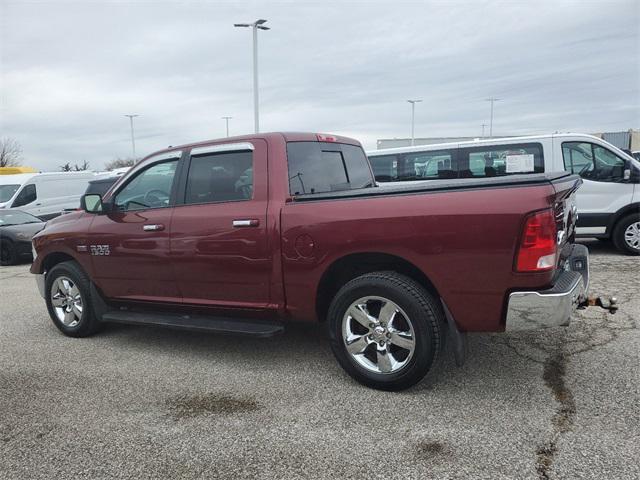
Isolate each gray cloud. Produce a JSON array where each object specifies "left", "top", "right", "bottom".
[{"left": 1, "top": 0, "right": 638, "bottom": 171}]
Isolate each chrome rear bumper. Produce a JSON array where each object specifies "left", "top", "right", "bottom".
[{"left": 505, "top": 244, "right": 589, "bottom": 331}]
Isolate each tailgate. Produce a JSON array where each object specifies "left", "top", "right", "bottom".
[{"left": 549, "top": 174, "right": 582, "bottom": 269}]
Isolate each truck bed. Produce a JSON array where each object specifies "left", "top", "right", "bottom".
[{"left": 292, "top": 172, "right": 575, "bottom": 202}]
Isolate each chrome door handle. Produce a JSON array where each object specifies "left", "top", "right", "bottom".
[
  {"left": 233, "top": 219, "right": 259, "bottom": 227},
  {"left": 143, "top": 224, "right": 165, "bottom": 231}
]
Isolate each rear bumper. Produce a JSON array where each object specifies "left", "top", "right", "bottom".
[{"left": 505, "top": 244, "right": 589, "bottom": 331}]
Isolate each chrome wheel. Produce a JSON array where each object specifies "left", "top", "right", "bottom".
[
  {"left": 50, "top": 276, "right": 83, "bottom": 327},
  {"left": 624, "top": 221, "right": 640, "bottom": 250},
  {"left": 342, "top": 296, "right": 416, "bottom": 374}
]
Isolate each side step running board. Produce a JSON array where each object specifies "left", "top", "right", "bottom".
[{"left": 101, "top": 310, "right": 284, "bottom": 337}]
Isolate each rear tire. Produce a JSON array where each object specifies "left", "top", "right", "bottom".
[
  {"left": 327, "top": 271, "right": 444, "bottom": 391},
  {"left": 0, "top": 240, "right": 17, "bottom": 266},
  {"left": 45, "top": 261, "right": 101, "bottom": 337},
  {"left": 612, "top": 213, "right": 640, "bottom": 255}
]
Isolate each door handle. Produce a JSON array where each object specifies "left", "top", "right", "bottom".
[
  {"left": 143, "top": 224, "right": 165, "bottom": 231},
  {"left": 232, "top": 219, "right": 260, "bottom": 228}
]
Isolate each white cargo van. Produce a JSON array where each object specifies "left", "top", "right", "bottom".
[
  {"left": 367, "top": 134, "right": 640, "bottom": 254},
  {"left": 0, "top": 172, "right": 96, "bottom": 220}
]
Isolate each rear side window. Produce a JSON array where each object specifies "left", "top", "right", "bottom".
[
  {"left": 12, "top": 184, "right": 37, "bottom": 207},
  {"left": 402, "top": 150, "right": 456, "bottom": 180},
  {"left": 287, "top": 142, "right": 373, "bottom": 195},
  {"left": 185, "top": 151, "right": 253, "bottom": 204},
  {"left": 369, "top": 155, "right": 399, "bottom": 182},
  {"left": 459, "top": 143, "right": 544, "bottom": 178}
]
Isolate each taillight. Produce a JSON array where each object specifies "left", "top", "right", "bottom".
[
  {"left": 316, "top": 133, "right": 337, "bottom": 142},
  {"left": 516, "top": 209, "right": 557, "bottom": 272}
]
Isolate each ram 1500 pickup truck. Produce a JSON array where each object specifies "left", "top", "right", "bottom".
[{"left": 31, "top": 132, "right": 591, "bottom": 390}]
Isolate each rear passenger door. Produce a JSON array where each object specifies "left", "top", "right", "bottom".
[{"left": 170, "top": 141, "right": 271, "bottom": 308}]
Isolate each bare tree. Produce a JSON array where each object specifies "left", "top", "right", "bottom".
[
  {"left": 74, "top": 160, "right": 90, "bottom": 171},
  {"left": 105, "top": 157, "right": 135, "bottom": 171},
  {"left": 60, "top": 160, "right": 90, "bottom": 172},
  {"left": 0, "top": 137, "right": 23, "bottom": 167}
]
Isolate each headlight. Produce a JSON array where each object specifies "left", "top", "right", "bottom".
[{"left": 16, "top": 232, "right": 30, "bottom": 240}]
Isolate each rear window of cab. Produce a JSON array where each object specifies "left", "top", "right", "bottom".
[{"left": 287, "top": 142, "right": 374, "bottom": 195}]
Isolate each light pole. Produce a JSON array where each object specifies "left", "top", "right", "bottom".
[
  {"left": 221, "top": 116, "right": 232, "bottom": 137},
  {"left": 407, "top": 99, "right": 422, "bottom": 146},
  {"left": 124, "top": 114, "right": 139, "bottom": 159},
  {"left": 481, "top": 123, "right": 487, "bottom": 138},
  {"left": 485, "top": 98, "right": 501, "bottom": 138},
  {"left": 234, "top": 19, "right": 270, "bottom": 133}
]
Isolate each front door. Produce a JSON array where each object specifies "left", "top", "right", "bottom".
[
  {"left": 170, "top": 141, "right": 271, "bottom": 308},
  {"left": 89, "top": 157, "right": 182, "bottom": 302}
]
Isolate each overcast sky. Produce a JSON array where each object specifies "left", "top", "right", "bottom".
[{"left": 1, "top": 0, "right": 639, "bottom": 171}]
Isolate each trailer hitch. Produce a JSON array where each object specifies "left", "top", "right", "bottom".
[{"left": 579, "top": 296, "right": 618, "bottom": 314}]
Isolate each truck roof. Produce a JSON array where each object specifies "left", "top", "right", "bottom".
[{"left": 140, "top": 132, "right": 362, "bottom": 163}]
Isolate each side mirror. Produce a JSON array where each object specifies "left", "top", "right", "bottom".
[
  {"left": 82, "top": 194, "right": 104, "bottom": 213},
  {"left": 623, "top": 160, "right": 631, "bottom": 181}
]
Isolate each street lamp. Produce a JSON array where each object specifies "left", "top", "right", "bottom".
[
  {"left": 234, "top": 19, "right": 270, "bottom": 133},
  {"left": 124, "top": 114, "right": 139, "bottom": 159},
  {"left": 481, "top": 123, "right": 487, "bottom": 138},
  {"left": 221, "top": 116, "right": 233, "bottom": 137},
  {"left": 485, "top": 98, "right": 501, "bottom": 138},
  {"left": 407, "top": 100, "right": 422, "bottom": 146}
]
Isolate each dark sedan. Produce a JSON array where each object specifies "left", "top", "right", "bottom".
[{"left": 0, "top": 210, "right": 46, "bottom": 265}]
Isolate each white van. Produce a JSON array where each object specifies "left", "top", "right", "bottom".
[
  {"left": 367, "top": 134, "right": 640, "bottom": 254},
  {"left": 0, "top": 172, "right": 97, "bottom": 220}
]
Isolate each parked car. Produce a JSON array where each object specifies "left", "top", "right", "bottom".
[
  {"left": 0, "top": 209, "right": 45, "bottom": 265},
  {"left": 367, "top": 134, "right": 640, "bottom": 255},
  {"left": 60, "top": 175, "right": 123, "bottom": 215},
  {"left": 0, "top": 172, "right": 97, "bottom": 220},
  {"left": 85, "top": 175, "right": 120, "bottom": 197},
  {"left": 32, "top": 132, "right": 593, "bottom": 390}
]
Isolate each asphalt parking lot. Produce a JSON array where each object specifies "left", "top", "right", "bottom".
[{"left": 1, "top": 239, "right": 638, "bottom": 480}]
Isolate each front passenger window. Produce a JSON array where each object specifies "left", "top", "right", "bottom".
[
  {"left": 12, "top": 184, "right": 37, "bottom": 207},
  {"left": 114, "top": 160, "right": 178, "bottom": 211},
  {"left": 562, "top": 142, "right": 626, "bottom": 182}
]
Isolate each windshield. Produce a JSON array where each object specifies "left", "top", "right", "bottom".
[
  {"left": 0, "top": 184, "right": 20, "bottom": 203},
  {"left": 0, "top": 210, "right": 42, "bottom": 226}
]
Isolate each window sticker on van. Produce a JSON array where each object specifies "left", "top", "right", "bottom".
[{"left": 505, "top": 154, "right": 535, "bottom": 173}]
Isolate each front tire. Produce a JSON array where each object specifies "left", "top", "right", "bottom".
[
  {"left": 612, "top": 213, "right": 640, "bottom": 255},
  {"left": 327, "top": 271, "right": 444, "bottom": 391},
  {"left": 45, "top": 261, "right": 101, "bottom": 337}
]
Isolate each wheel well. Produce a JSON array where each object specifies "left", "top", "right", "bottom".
[
  {"left": 42, "top": 252, "right": 76, "bottom": 273},
  {"left": 315, "top": 252, "right": 439, "bottom": 322},
  {"left": 610, "top": 203, "right": 640, "bottom": 234}
]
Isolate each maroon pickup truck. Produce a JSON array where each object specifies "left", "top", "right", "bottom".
[{"left": 31, "top": 132, "right": 590, "bottom": 390}]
